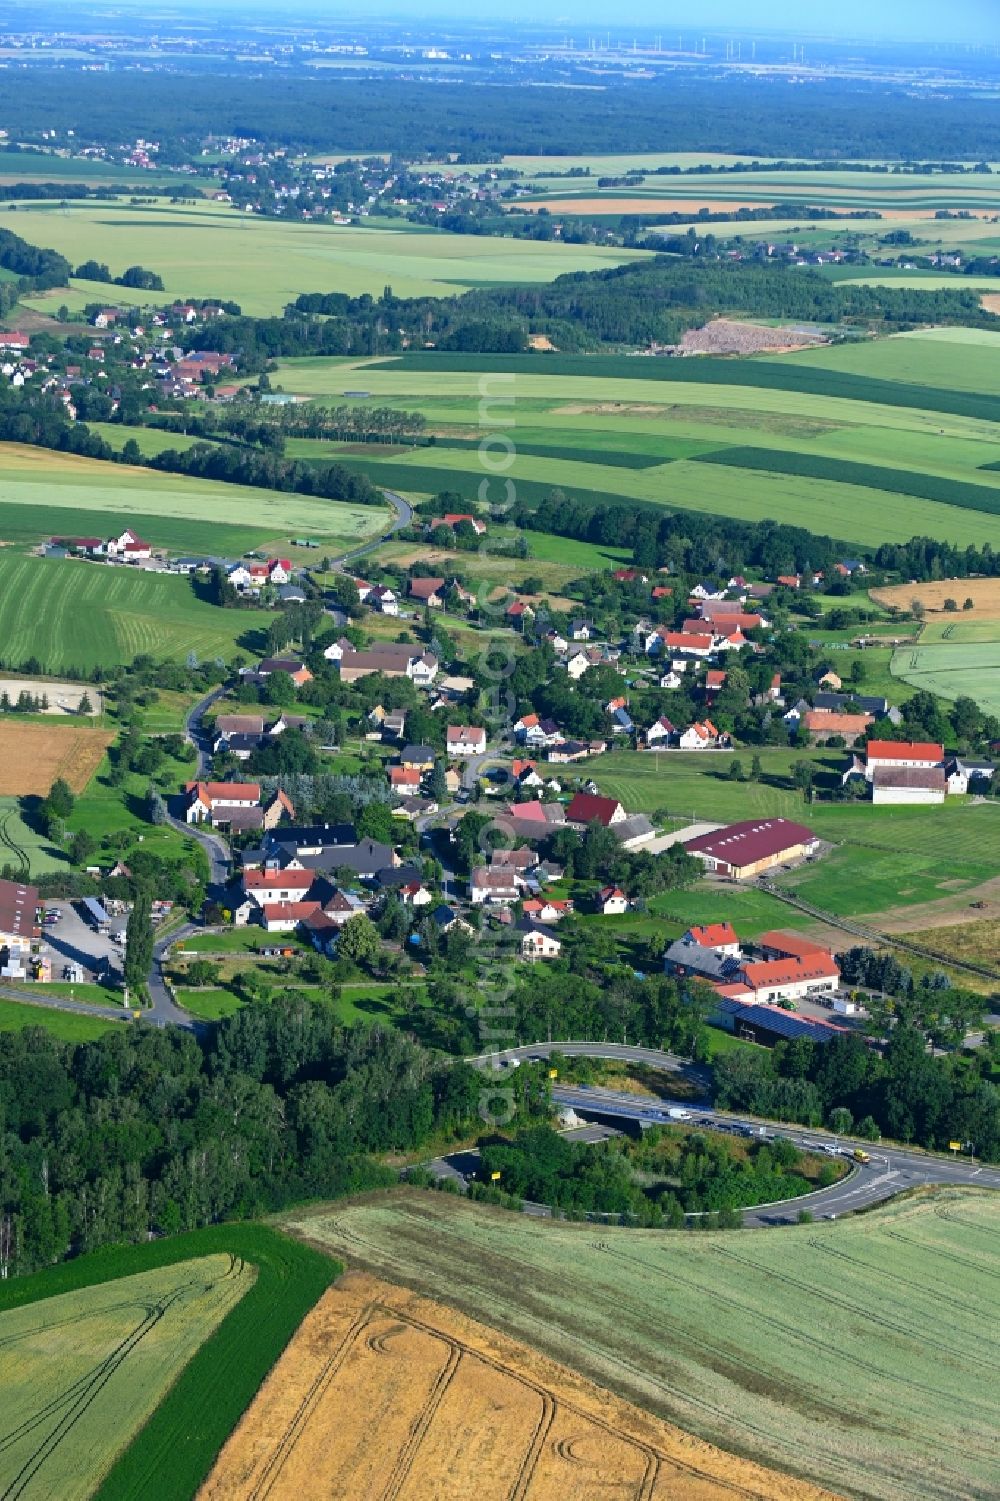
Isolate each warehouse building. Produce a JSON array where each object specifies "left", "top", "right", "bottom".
[{"left": 683, "top": 818, "right": 819, "bottom": 880}]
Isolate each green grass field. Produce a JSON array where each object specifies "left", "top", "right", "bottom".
[
  {"left": 0, "top": 554, "right": 270, "bottom": 671},
  {"left": 13, "top": 199, "right": 650, "bottom": 315},
  {"left": 0, "top": 997, "right": 118, "bottom": 1040},
  {"left": 0, "top": 1254, "right": 253, "bottom": 1501},
  {"left": 0, "top": 1225, "right": 340, "bottom": 1501},
  {"left": 286, "top": 1188, "right": 1000, "bottom": 1501},
  {"left": 585, "top": 750, "right": 999, "bottom": 916},
  {"left": 0, "top": 443, "right": 389, "bottom": 550},
  {"left": 0, "top": 796, "right": 69, "bottom": 874},
  {"left": 890, "top": 637, "right": 1000, "bottom": 717}
]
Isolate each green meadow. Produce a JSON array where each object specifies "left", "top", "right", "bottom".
[{"left": 14, "top": 199, "right": 649, "bottom": 315}]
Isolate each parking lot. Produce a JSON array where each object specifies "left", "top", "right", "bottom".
[{"left": 39, "top": 900, "right": 127, "bottom": 985}]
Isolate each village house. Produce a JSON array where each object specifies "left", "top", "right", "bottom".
[
  {"left": 408, "top": 576, "right": 446, "bottom": 607},
  {"left": 678, "top": 721, "right": 720, "bottom": 751},
  {"left": 801, "top": 709, "right": 873, "bottom": 744},
  {"left": 645, "top": 716, "right": 676, "bottom": 748},
  {"left": 337, "top": 646, "right": 438, "bottom": 685},
  {"left": 367, "top": 584, "right": 399, "bottom": 615},
  {"left": 400, "top": 744, "right": 436, "bottom": 772},
  {"left": 105, "top": 528, "right": 152, "bottom": 563},
  {"left": 566, "top": 793, "right": 627, "bottom": 829},
  {"left": 470, "top": 865, "right": 523, "bottom": 906},
  {"left": 428, "top": 512, "right": 487, "bottom": 535},
  {"left": 596, "top": 885, "right": 629, "bottom": 915},
  {"left": 945, "top": 757, "right": 996, "bottom": 795},
  {"left": 446, "top": 725, "right": 487, "bottom": 756},
  {"left": 843, "top": 740, "right": 948, "bottom": 805},
  {"left": 518, "top": 920, "right": 562, "bottom": 961},
  {"left": 256, "top": 658, "right": 313, "bottom": 687},
  {"left": 185, "top": 780, "right": 261, "bottom": 825}
]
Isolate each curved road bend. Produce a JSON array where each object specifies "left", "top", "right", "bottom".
[
  {"left": 467, "top": 1041, "right": 1000, "bottom": 1226},
  {"left": 333, "top": 489, "right": 413, "bottom": 573}
]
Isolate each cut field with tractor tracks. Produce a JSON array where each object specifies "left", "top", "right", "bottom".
[
  {"left": 200, "top": 1269, "right": 835, "bottom": 1501},
  {"left": 284, "top": 1188, "right": 1000, "bottom": 1501},
  {"left": 0, "top": 1254, "right": 253, "bottom": 1501}
]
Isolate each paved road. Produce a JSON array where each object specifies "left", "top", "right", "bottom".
[
  {"left": 466, "top": 1041, "right": 1000, "bottom": 1226},
  {"left": 172, "top": 687, "right": 233, "bottom": 888},
  {"left": 146, "top": 923, "right": 202, "bottom": 1030},
  {"left": 332, "top": 490, "right": 413, "bottom": 572}
]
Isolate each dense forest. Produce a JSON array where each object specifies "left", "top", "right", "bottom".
[
  {"left": 0, "top": 1001, "right": 544, "bottom": 1278},
  {"left": 10, "top": 72, "right": 1000, "bottom": 160}
]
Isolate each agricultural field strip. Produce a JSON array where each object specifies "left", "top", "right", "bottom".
[
  {"left": 693, "top": 447, "right": 1000, "bottom": 516},
  {"left": 287, "top": 1193, "right": 1000, "bottom": 1501},
  {"left": 0, "top": 1255, "right": 253, "bottom": 1501},
  {"left": 0, "top": 446, "right": 388, "bottom": 539},
  {"left": 334, "top": 450, "right": 998, "bottom": 549},
  {"left": 365, "top": 352, "right": 1000, "bottom": 426}
]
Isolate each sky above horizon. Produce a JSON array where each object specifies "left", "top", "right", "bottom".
[{"left": 320, "top": 0, "right": 997, "bottom": 41}]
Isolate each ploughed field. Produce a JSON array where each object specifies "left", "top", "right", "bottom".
[
  {"left": 285, "top": 1188, "right": 1000, "bottom": 1501},
  {"left": 201, "top": 1269, "right": 834, "bottom": 1501}
]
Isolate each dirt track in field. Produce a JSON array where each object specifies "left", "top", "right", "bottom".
[
  {"left": 0, "top": 722, "right": 112, "bottom": 795},
  {"left": 199, "top": 1271, "right": 841, "bottom": 1501}
]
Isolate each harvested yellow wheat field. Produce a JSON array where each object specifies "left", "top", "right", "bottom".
[{"left": 200, "top": 1271, "right": 839, "bottom": 1501}]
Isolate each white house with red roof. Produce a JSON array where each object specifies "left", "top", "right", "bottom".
[
  {"left": 106, "top": 527, "right": 152, "bottom": 562},
  {"left": 679, "top": 923, "right": 741, "bottom": 958},
  {"left": 597, "top": 885, "right": 629, "bottom": 915},
  {"left": 446, "top": 725, "right": 487, "bottom": 756},
  {"left": 678, "top": 720, "right": 720, "bottom": 750},
  {"left": 854, "top": 740, "right": 948, "bottom": 805}
]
